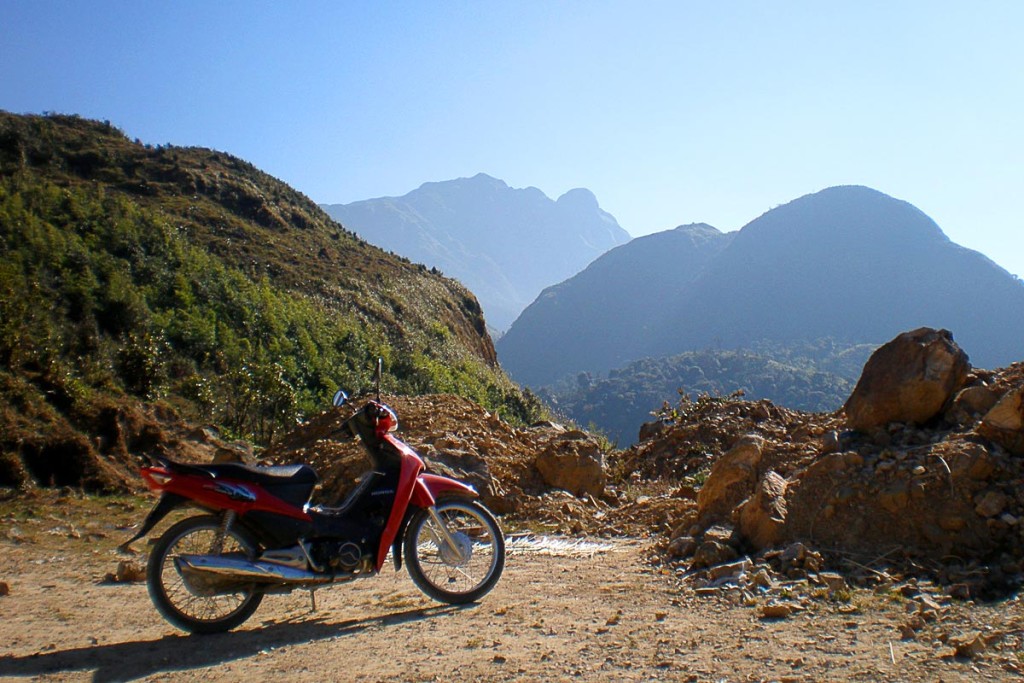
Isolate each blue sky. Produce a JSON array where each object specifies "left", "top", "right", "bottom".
[{"left": 3, "top": 1, "right": 1022, "bottom": 278}]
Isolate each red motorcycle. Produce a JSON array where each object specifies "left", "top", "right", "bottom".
[{"left": 123, "top": 367, "right": 505, "bottom": 634}]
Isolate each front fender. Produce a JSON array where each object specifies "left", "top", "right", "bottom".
[
  {"left": 392, "top": 475, "right": 478, "bottom": 571},
  {"left": 410, "top": 473, "right": 478, "bottom": 508}
]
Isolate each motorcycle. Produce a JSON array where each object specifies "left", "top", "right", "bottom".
[{"left": 122, "top": 362, "right": 505, "bottom": 634}]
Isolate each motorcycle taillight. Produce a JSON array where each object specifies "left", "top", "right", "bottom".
[{"left": 143, "top": 468, "right": 173, "bottom": 487}]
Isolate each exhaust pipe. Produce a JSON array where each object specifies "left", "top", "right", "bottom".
[{"left": 174, "top": 554, "right": 352, "bottom": 587}]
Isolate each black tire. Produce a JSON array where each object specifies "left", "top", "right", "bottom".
[
  {"left": 404, "top": 499, "right": 505, "bottom": 604},
  {"left": 147, "top": 515, "right": 264, "bottom": 634}
]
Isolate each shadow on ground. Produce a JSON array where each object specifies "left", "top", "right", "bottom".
[{"left": 0, "top": 603, "right": 469, "bottom": 682}]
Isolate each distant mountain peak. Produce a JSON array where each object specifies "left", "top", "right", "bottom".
[
  {"left": 557, "top": 187, "right": 599, "bottom": 210},
  {"left": 322, "top": 175, "right": 630, "bottom": 330},
  {"left": 417, "top": 173, "right": 509, "bottom": 194},
  {"left": 671, "top": 223, "right": 723, "bottom": 238},
  {"left": 465, "top": 172, "right": 508, "bottom": 187},
  {"left": 745, "top": 185, "right": 949, "bottom": 247}
]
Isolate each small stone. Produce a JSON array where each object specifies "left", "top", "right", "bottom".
[
  {"left": 898, "top": 616, "right": 924, "bottom": 640},
  {"left": 820, "top": 431, "right": 840, "bottom": 455},
  {"left": 115, "top": 560, "right": 146, "bottom": 583},
  {"left": 751, "top": 569, "right": 775, "bottom": 588},
  {"left": 668, "top": 535, "right": 697, "bottom": 558},
  {"left": 691, "top": 538, "right": 738, "bottom": 569},
  {"left": 950, "top": 631, "right": 986, "bottom": 658},
  {"left": 707, "top": 558, "right": 751, "bottom": 582},
  {"left": 914, "top": 596, "right": 944, "bottom": 622},
  {"left": 761, "top": 602, "right": 793, "bottom": 619},
  {"left": 0, "top": 581, "right": 9, "bottom": 596},
  {"left": 818, "top": 572, "right": 847, "bottom": 594},
  {"left": 975, "top": 491, "right": 1008, "bottom": 518},
  {"left": 780, "top": 542, "right": 808, "bottom": 565}
]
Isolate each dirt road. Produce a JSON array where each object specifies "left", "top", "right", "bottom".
[{"left": 1, "top": 493, "right": 1021, "bottom": 682}]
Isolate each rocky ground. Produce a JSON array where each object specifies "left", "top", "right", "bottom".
[{"left": 2, "top": 489, "right": 1024, "bottom": 682}]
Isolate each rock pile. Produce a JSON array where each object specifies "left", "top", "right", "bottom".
[
  {"left": 639, "top": 328, "right": 1024, "bottom": 596},
  {"left": 263, "top": 393, "right": 628, "bottom": 532}
]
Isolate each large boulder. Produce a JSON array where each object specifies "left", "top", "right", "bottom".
[
  {"left": 696, "top": 435, "right": 764, "bottom": 528},
  {"left": 844, "top": 328, "right": 970, "bottom": 431},
  {"left": 978, "top": 386, "right": 1024, "bottom": 455},
  {"left": 534, "top": 430, "right": 606, "bottom": 497}
]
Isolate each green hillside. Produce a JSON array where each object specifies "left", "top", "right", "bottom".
[{"left": 0, "top": 112, "right": 540, "bottom": 489}]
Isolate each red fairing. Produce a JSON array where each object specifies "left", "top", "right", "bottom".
[
  {"left": 372, "top": 434, "right": 479, "bottom": 570},
  {"left": 374, "top": 434, "right": 425, "bottom": 570},
  {"left": 139, "top": 466, "right": 311, "bottom": 522}
]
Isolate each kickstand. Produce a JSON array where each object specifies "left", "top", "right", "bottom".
[{"left": 309, "top": 589, "right": 317, "bottom": 613}]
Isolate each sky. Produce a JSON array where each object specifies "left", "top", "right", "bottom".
[{"left": 3, "top": 1, "right": 1022, "bottom": 278}]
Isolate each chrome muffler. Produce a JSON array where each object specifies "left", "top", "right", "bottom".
[{"left": 174, "top": 554, "right": 348, "bottom": 588}]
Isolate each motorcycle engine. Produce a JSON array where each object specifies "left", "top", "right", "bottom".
[{"left": 311, "top": 539, "right": 365, "bottom": 571}]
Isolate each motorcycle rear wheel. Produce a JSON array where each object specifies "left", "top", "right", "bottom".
[
  {"left": 404, "top": 499, "right": 505, "bottom": 604},
  {"left": 147, "top": 515, "right": 264, "bottom": 634}
]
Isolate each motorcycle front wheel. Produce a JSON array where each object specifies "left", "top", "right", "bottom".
[
  {"left": 404, "top": 498, "right": 505, "bottom": 604},
  {"left": 147, "top": 515, "right": 264, "bottom": 634}
]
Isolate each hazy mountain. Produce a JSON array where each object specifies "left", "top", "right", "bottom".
[
  {"left": 497, "top": 224, "right": 733, "bottom": 386},
  {"left": 322, "top": 173, "right": 631, "bottom": 330},
  {"left": 498, "top": 186, "right": 1024, "bottom": 388}
]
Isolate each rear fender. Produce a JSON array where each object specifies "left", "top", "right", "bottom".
[{"left": 118, "top": 492, "right": 187, "bottom": 552}]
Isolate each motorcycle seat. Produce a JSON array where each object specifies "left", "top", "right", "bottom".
[{"left": 204, "top": 462, "right": 319, "bottom": 487}]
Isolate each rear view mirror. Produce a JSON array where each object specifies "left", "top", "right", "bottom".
[{"left": 332, "top": 390, "right": 348, "bottom": 407}]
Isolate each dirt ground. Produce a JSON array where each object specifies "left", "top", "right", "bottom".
[{"left": 2, "top": 491, "right": 1023, "bottom": 682}]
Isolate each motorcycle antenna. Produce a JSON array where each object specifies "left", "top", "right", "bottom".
[{"left": 375, "top": 357, "right": 382, "bottom": 401}]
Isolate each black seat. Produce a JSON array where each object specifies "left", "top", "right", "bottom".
[
  {"left": 156, "top": 456, "right": 318, "bottom": 487},
  {"left": 205, "top": 462, "right": 319, "bottom": 488}
]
